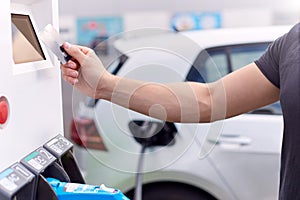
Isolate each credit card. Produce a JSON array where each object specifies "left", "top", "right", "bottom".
[{"left": 39, "top": 24, "right": 71, "bottom": 64}]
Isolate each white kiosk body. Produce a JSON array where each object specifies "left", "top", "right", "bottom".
[{"left": 0, "top": 0, "right": 63, "bottom": 172}]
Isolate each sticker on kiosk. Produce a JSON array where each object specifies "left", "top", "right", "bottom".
[
  {"left": 0, "top": 163, "right": 34, "bottom": 196},
  {"left": 44, "top": 134, "right": 73, "bottom": 158},
  {"left": 20, "top": 147, "right": 56, "bottom": 175}
]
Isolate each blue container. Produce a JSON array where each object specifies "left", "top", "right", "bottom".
[{"left": 47, "top": 178, "right": 130, "bottom": 200}]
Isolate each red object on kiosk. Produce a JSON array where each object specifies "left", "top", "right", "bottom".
[{"left": 0, "top": 99, "right": 8, "bottom": 124}]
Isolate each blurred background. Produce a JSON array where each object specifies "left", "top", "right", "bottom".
[{"left": 58, "top": 0, "right": 300, "bottom": 139}]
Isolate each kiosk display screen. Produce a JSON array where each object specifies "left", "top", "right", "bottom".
[{"left": 11, "top": 14, "right": 46, "bottom": 64}]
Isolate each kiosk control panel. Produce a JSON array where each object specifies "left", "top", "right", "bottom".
[
  {"left": 21, "top": 147, "right": 56, "bottom": 176},
  {"left": 0, "top": 163, "right": 35, "bottom": 200},
  {"left": 44, "top": 135, "right": 73, "bottom": 158}
]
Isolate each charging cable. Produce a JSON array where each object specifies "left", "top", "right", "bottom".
[{"left": 134, "top": 145, "right": 147, "bottom": 200}]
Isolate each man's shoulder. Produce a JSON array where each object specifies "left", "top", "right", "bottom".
[{"left": 289, "top": 22, "right": 300, "bottom": 34}]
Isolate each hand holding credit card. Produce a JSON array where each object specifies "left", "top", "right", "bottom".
[{"left": 39, "top": 24, "right": 72, "bottom": 64}]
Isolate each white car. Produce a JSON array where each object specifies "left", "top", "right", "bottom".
[{"left": 70, "top": 26, "right": 289, "bottom": 200}]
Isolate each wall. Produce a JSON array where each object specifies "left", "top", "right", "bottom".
[
  {"left": 58, "top": 0, "right": 300, "bottom": 40},
  {"left": 59, "top": 0, "right": 297, "bottom": 16}
]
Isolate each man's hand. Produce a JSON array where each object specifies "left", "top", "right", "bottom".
[{"left": 60, "top": 43, "right": 110, "bottom": 98}]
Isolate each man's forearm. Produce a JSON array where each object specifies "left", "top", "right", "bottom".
[{"left": 99, "top": 75, "right": 214, "bottom": 123}]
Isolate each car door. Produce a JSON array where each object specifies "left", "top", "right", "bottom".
[{"left": 186, "top": 43, "right": 284, "bottom": 200}]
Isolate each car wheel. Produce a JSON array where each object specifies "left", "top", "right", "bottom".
[{"left": 127, "top": 182, "right": 217, "bottom": 200}]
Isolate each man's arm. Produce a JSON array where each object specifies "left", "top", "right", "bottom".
[
  {"left": 99, "top": 62, "right": 279, "bottom": 123},
  {"left": 219, "top": 63, "right": 279, "bottom": 119},
  {"left": 61, "top": 44, "right": 280, "bottom": 123}
]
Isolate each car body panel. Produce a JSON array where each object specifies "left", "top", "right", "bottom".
[{"left": 207, "top": 114, "right": 283, "bottom": 200}]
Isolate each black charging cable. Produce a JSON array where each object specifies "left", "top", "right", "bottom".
[
  {"left": 129, "top": 120, "right": 177, "bottom": 200},
  {"left": 134, "top": 145, "right": 147, "bottom": 200}
]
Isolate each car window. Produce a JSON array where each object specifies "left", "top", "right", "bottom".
[
  {"left": 186, "top": 42, "right": 282, "bottom": 115},
  {"left": 186, "top": 48, "right": 229, "bottom": 83},
  {"left": 204, "top": 52, "right": 228, "bottom": 82},
  {"left": 107, "top": 54, "right": 128, "bottom": 75},
  {"left": 187, "top": 43, "right": 270, "bottom": 83},
  {"left": 230, "top": 44, "right": 268, "bottom": 71}
]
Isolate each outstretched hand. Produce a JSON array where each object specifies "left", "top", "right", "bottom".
[{"left": 60, "top": 42, "right": 110, "bottom": 99}]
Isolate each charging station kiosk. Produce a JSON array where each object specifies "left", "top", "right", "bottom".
[
  {"left": 0, "top": 0, "right": 68, "bottom": 198},
  {"left": 1, "top": 0, "right": 62, "bottom": 179},
  {"left": 0, "top": 0, "right": 63, "bottom": 168},
  {"left": 0, "top": 1, "right": 129, "bottom": 199}
]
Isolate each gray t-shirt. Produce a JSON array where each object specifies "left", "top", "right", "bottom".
[{"left": 255, "top": 23, "right": 300, "bottom": 200}]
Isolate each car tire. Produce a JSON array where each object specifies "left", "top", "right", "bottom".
[{"left": 129, "top": 182, "right": 217, "bottom": 200}]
